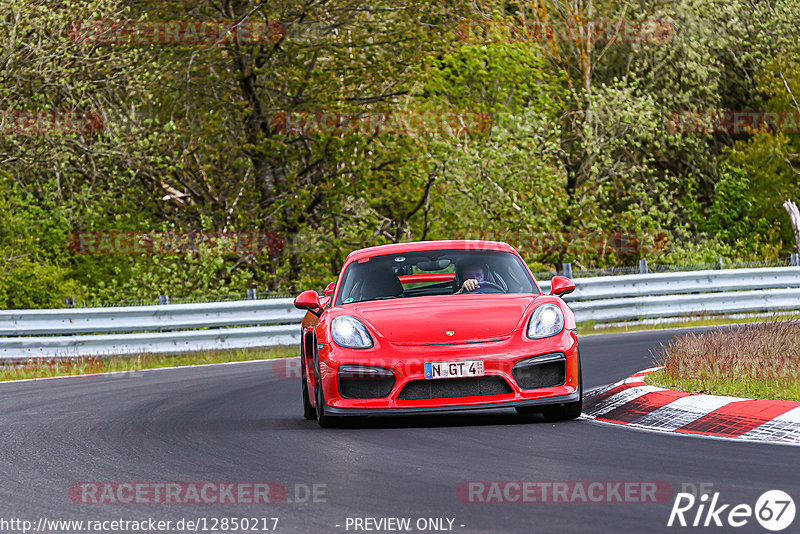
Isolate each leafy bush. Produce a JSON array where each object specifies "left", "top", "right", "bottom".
[{"left": 0, "top": 254, "right": 80, "bottom": 309}]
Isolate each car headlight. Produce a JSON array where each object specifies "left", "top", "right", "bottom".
[
  {"left": 331, "top": 316, "right": 374, "bottom": 349},
  {"left": 527, "top": 304, "right": 564, "bottom": 339}
]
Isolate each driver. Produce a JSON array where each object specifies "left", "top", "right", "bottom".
[{"left": 455, "top": 263, "right": 488, "bottom": 294}]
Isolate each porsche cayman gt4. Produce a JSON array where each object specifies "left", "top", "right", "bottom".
[{"left": 294, "top": 240, "right": 581, "bottom": 427}]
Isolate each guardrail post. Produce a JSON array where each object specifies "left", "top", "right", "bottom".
[
  {"left": 561, "top": 262, "right": 573, "bottom": 278},
  {"left": 791, "top": 253, "right": 800, "bottom": 266},
  {"left": 638, "top": 259, "right": 648, "bottom": 274},
  {"left": 158, "top": 295, "right": 170, "bottom": 305},
  {"left": 246, "top": 288, "right": 258, "bottom": 300}
]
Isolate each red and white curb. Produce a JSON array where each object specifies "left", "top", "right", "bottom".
[{"left": 584, "top": 368, "right": 800, "bottom": 445}]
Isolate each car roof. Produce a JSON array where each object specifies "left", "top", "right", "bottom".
[{"left": 344, "top": 240, "right": 517, "bottom": 264}]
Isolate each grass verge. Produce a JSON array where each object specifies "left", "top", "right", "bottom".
[
  {"left": 644, "top": 320, "right": 800, "bottom": 401},
  {"left": 0, "top": 345, "right": 298, "bottom": 382}
]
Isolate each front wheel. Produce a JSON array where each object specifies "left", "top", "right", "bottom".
[
  {"left": 314, "top": 363, "right": 339, "bottom": 428},
  {"left": 541, "top": 350, "right": 583, "bottom": 422},
  {"left": 517, "top": 347, "right": 583, "bottom": 421},
  {"left": 301, "top": 357, "right": 315, "bottom": 420},
  {"left": 540, "top": 397, "right": 583, "bottom": 422},
  {"left": 514, "top": 400, "right": 582, "bottom": 420}
]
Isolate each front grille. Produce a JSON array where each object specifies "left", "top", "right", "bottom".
[
  {"left": 512, "top": 353, "right": 566, "bottom": 389},
  {"left": 339, "top": 378, "right": 395, "bottom": 399},
  {"left": 398, "top": 376, "right": 512, "bottom": 400}
]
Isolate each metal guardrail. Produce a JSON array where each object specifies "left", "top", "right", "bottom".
[
  {"left": 0, "top": 299, "right": 303, "bottom": 360},
  {"left": 540, "top": 266, "right": 800, "bottom": 298},
  {"left": 568, "top": 288, "right": 800, "bottom": 323},
  {"left": 540, "top": 266, "right": 800, "bottom": 323},
  {"left": 0, "top": 299, "right": 303, "bottom": 336},
  {"left": 1, "top": 325, "right": 299, "bottom": 360},
  {"left": 1, "top": 267, "right": 799, "bottom": 360}
]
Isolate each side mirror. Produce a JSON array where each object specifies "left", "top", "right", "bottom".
[
  {"left": 294, "top": 290, "right": 323, "bottom": 317},
  {"left": 324, "top": 281, "right": 336, "bottom": 296},
  {"left": 550, "top": 276, "right": 576, "bottom": 297}
]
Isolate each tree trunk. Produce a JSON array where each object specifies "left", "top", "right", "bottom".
[{"left": 783, "top": 199, "right": 800, "bottom": 255}]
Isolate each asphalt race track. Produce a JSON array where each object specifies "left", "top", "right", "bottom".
[{"left": 1, "top": 328, "right": 798, "bottom": 534}]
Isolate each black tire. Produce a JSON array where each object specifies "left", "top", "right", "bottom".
[
  {"left": 541, "top": 349, "right": 583, "bottom": 422},
  {"left": 517, "top": 347, "right": 583, "bottom": 421},
  {"left": 540, "top": 397, "right": 583, "bottom": 422},
  {"left": 314, "top": 360, "right": 339, "bottom": 428},
  {"left": 301, "top": 353, "right": 315, "bottom": 420}
]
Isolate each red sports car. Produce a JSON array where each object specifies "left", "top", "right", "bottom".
[{"left": 293, "top": 240, "right": 581, "bottom": 427}]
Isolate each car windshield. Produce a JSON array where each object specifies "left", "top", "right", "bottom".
[{"left": 335, "top": 249, "right": 539, "bottom": 305}]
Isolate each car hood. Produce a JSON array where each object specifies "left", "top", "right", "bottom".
[{"left": 345, "top": 294, "right": 540, "bottom": 345}]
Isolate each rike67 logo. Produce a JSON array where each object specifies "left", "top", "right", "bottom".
[{"left": 668, "top": 490, "right": 795, "bottom": 531}]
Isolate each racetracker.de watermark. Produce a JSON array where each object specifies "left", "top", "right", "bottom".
[
  {"left": 457, "top": 481, "right": 674, "bottom": 503},
  {"left": 67, "top": 232, "right": 285, "bottom": 256},
  {"left": 455, "top": 230, "right": 668, "bottom": 256},
  {"left": 70, "top": 482, "right": 284, "bottom": 504},
  {"left": 68, "top": 20, "right": 287, "bottom": 45},
  {"left": 272, "top": 358, "right": 302, "bottom": 380},
  {"left": 456, "top": 18, "right": 674, "bottom": 44},
  {"left": 69, "top": 482, "right": 326, "bottom": 505},
  {"left": 667, "top": 110, "right": 800, "bottom": 134},
  {"left": 269, "top": 110, "right": 491, "bottom": 137},
  {"left": 0, "top": 109, "right": 104, "bottom": 135}
]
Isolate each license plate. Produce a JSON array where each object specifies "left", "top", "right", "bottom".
[{"left": 424, "top": 360, "right": 484, "bottom": 379}]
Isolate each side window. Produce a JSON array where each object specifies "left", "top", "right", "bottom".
[{"left": 337, "top": 263, "right": 362, "bottom": 304}]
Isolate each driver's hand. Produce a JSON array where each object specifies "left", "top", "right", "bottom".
[{"left": 460, "top": 278, "right": 479, "bottom": 293}]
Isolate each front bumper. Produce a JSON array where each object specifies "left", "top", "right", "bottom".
[
  {"left": 315, "top": 328, "right": 580, "bottom": 414},
  {"left": 325, "top": 390, "right": 580, "bottom": 416}
]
